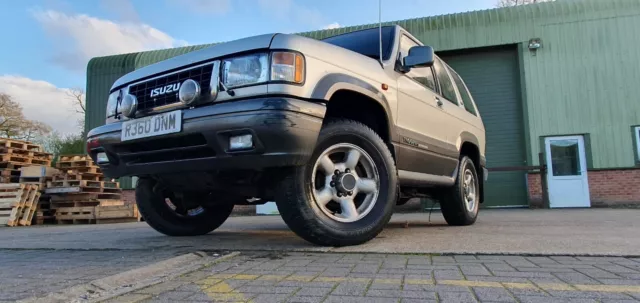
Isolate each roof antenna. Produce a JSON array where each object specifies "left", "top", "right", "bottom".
[{"left": 378, "top": 0, "right": 383, "bottom": 65}]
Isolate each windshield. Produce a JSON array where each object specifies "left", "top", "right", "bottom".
[{"left": 322, "top": 26, "right": 395, "bottom": 61}]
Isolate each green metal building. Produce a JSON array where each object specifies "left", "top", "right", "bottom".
[{"left": 85, "top": 0, "right": 640, "bottom": 207}]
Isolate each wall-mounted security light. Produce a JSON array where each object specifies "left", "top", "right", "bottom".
[{"left": 528, "top": 38, "right": 543, "bottom": 51}]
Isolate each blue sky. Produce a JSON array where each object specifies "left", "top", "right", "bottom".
[{"left": 0, "top": 0, "right": 496, "bottom": 134}]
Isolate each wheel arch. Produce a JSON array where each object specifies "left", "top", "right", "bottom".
[
  {"left": 458, "top": 136, "right": 485, "bottom": 203},
  {"left": 312, "top": 73, "right": 397, "bottom": 156}
]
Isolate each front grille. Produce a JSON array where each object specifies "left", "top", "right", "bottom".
[{"left": 128, "top": 64, "right": 214, "bottom": 111}]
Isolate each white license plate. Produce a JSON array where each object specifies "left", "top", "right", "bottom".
[{"left": 121, "top": 110, "right": 182, "bottom": 141}]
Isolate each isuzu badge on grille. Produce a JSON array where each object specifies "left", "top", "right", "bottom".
[{"left": 150, "top": 83, "right": 181, "bottom": 97}]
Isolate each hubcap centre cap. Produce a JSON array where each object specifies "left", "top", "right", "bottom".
[{"left": 336, "top": 173, "right": 357, "bottom": 192}]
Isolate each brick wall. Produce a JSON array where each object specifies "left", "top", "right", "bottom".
[
  {"left": 121, "top": 190, "right": 256, "bottom": 216},
  {"left": 527, "top": 168, "right": 640, "bottom": 207}
]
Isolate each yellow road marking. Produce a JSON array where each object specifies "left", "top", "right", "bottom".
[
  {"left": 575, "top": 284, "right": 640, "bottom": 293},
  {"left": 441, "top": 280, "right": 502, "bottom": 288},
  {"left": 257, "top": 275, "right": 284, "bottom": 281},
  {"left": 233, "top": 274, "right": 260, "bottom": 280},
  {"left": 405, "top": 279, "right": 434, "bottom": 285},
  {"left": 502, "top": 282, "right": 538, "bottom": 289},
  {"left": 195, "top": 277, "right": 223, "bottom": 285},
  {"left": 208, "top": 273, "right": 237, "bottom": 279},
  {"left": 537, "top": 283, "right": 575, "bottom": 291},
  {"left": 285, "top": 275, "right": 315, "bottom": 282},
  {"left": 373, "top": 278, "right": 402, "bottom": 284},
  {"left": 202, "top": 281, "right": 248, "bottom": 302},
  {"left": 195, "top": 272, "right": 640, "bottom": 296},
  {"left": 314, "top": 277, "right": 346, "bottom": 282}
]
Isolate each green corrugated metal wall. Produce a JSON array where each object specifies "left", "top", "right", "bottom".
[{"left": 86, "top": 0, "right": 640, "bottom": 190}]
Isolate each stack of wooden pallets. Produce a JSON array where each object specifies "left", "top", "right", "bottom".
[
  {"left": 0, "top": 184, "right": 41, "bottom": 226},
  {"left": 0, "top": 139, "right": 53, "bottom": 184},
  {"left": 45, "top": 155, "right": 139, "bottom": 224},
  {"left": 19, "top": 165, "right": 60, "bottom": 225}
]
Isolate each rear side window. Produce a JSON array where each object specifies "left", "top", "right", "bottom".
[
  {"left": 433, "top": 58, "right": 459, "bottom": 104},
  {"left": 448, "top": 67, "right": 477, "bottom": 116}
]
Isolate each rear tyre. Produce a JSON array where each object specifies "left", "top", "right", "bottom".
[
  {"left": 440, "top": 156, "right": 480, "bottom": 226},
  {"left": 136, "top": 178, "right": 234, "bottom": 236},
  {"left": 276, "top": 119, "right": 397, "bottom": 246}
]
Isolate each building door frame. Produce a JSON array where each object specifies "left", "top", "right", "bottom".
[{"left": 544, "top": 135, "right": 591, "bottom": 208}]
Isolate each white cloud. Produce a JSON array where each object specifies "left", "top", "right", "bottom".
[
  {"left": 31, "top": 9, "right": 187, "bottom": 72},
  {"left": 323, "top": 22, "right": 341, "bottom": 30},
  {"left": 0, "top": 75, "right": 83, "bottom": 135},
  {"left": 166, "top": 0, "right": 231, "bottom": 15}
]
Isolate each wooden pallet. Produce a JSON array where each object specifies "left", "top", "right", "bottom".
[
  {"left": 47, "top": 180, "right": 119, "bottom": 189},
  {"left": 0, "top": 184, "right": 27, "bottom": 208},
  {"left": 53, "top": 172, "right": 103, "bottom": 182},
  {"left": 0, "top": 139, "right": 41, "bottom": 151},
  {"left": 0, "top": 208, "right": 11, "bottom": 225},
  {"left": 58, "top": 155, "right": 92, "bottom": 162},
  {"left": 56, "top": 160, "right": 98, "bottom": 169},
  {"left": 0, "top": 162, "right": 27, "bottom": 170},
  {"left": 0, "top": 154, "right": 51, "bottom": 166},
  {"left": 50, "top": 199, "right": 124, "bottom": 209},
  {"left": 56, "top": 218, "right": 138, "bottom": 224},
  {"left": 45, "top": 186, "right": 122, "bottom": 195},
  {"left": 18, "top": 191, "right": 41, "bottom": 226},
  {"left": 55, "top": 204, "right": 137, "bottom": 224},
  {"left": 35, "top": 196, "right": 56, "bottom": 225},
  {"left": 20, "top": 176, "right": 52, "bottom": 189},
  {"left": 0, "top": 176, "right": 20, "bottom": 183},
  {"left": 0, "top": 169, "right": 21, "bottom": 177},
  {"left": 0, "top": 147, "right": 53, "bottom": 160},
  {"left": 60, "top": 166, "right": 102, "bottom": 174},
  {"left": 0, "top": 184, "right": 39, "bottom": 226}
]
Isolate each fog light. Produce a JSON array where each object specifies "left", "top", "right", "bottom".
[
  {"left": 96, "top": 152, "right": 109, "bottom": 164},
  {"left": 121, "top": 94, "right": 137, "bottom": 118},
  {"left": 179, "top": 79, "right": 201, "bottom": 105},
  {"left": 229, "top": 134, "right": 253, "bottom": 150}
]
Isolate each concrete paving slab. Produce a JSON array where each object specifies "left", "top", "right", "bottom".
[{"left": 0, "top": 209, "right": 638, "bottom": 256}]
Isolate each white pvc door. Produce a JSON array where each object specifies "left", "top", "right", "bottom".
[{"left": 545, "top": 136, "right": 590, "bottom": 208}]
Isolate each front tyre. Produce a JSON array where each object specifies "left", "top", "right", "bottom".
[
  {"left": 440, "top": 156, "right": 480, "bottom": 226},
  {"left": 136, "top": 178, "right": 234, "bottom": 236},
  {"left": 276, "top": 119, "right": 397, "bottom": 246}
]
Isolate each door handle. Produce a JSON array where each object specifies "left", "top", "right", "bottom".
[{"left": 435, "top": 97, "right": 443, "bottom": 107}]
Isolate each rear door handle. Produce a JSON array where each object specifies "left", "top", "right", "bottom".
[{"left": 435, "top": 97, "right": 443, "bottom": 107}]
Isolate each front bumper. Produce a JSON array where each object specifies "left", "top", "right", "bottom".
[{"left": 87, "top": 97, "right": 326, "bottom": 179}]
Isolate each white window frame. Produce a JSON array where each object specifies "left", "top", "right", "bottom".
[{"left": 635, "top": 126, "right": 640, "bottom": 162}]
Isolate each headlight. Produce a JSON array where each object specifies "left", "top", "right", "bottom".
[
  {"left": 106, "top": 90, "right": 119, "bottom": 118},
  {"left": 222, "top": 54, "right": 269, "bottom": 88},
  {"left": 271, "top": 52, "right": 304, "bottom": 84}
]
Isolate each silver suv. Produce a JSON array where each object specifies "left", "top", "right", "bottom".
[{"left": 87, "top": 25, "right": 487, "bottom": 246}]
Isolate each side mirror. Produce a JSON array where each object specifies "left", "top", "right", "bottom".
[{"left": 403, "top": 46, "right": 435, "bottom": 69}]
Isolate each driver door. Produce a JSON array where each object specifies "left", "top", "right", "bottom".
[{"left": 395, "top": 34, "right": 458, "bottom": 177}]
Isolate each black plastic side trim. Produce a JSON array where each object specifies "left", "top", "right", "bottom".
[
  {"left": 397, "top": 127, "right": 459, "bottom": 159},
  {"left": 398, "top": 170, "right": 455, "bottom": 187},
  {"left": 311, "top": 73, "right": 398, "bottom": 142},
  {"left": 394, "top": 143, "right": 459, "bottom": 177}
]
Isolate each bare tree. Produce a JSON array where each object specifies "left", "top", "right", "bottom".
[
  {"left": 66, "top": 88, "right": 86, "bottom": 135},
  {"left": 0, "top": 93, "right": 52, "bottom": 141},
  {"left": 497, "top": 0, "right": 551, "bottom": 7},
  {"left": 66, "top": 88, "right": 85, "bottom": 115}
]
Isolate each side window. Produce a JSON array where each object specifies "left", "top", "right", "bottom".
[
  {"left": 448, "top": 67, "right": 477, "bottom": 116},
  {"left": 433, "top": 58, "right": 459, "bottom": 104},
  {"left": 399, "top": 35, "right": 436, "bottom": 91}
]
